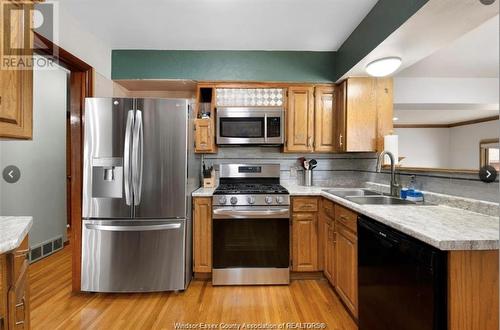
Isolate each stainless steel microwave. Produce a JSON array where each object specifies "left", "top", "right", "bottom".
[{"left": 216, "top": 107, "right": 284, "bottom": 145}]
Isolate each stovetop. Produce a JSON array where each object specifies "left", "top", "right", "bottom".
[{"left": 213, "top": 183, "right": 289, "bottom": 195}]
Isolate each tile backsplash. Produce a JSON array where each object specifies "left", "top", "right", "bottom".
[{"left": 203, "top": 147, "right": 499, "bottom": 203}]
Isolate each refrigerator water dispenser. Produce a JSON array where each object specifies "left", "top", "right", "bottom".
[{"left": 92, "top": 158, "right": 123, "bottom": 198}]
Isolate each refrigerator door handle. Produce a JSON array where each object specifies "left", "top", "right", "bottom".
[
  {"left": 132, "top": 110, "right": 144, "bottom": 205},
  {"left": 85, "top": 223, "right": 181, "bottom": 232},
  {"left": 124, "top": 110, "right": 134, "bottom": 206}
]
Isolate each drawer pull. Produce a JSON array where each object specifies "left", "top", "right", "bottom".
[{"left": 14, "top": 296, "right": 26, "bottom": 325}]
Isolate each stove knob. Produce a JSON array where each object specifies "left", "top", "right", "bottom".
[
  {"left": 218, "top": 196, "right": 227, "bottom": 205},
  {"left": 276, "top": 196, "right": 284, "bottom": 204},
  {"left": 230, "top": 197, "right": 238, "bottom": 205},
  {"left": 265, "top": 196, "right": 273, "bottom": 205},
  {"left": 247, "top": 196, "right": 256, "bottom": 205}
]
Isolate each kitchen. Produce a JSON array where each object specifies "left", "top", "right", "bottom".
[{"left": 0, "top": 0, "right": 499, "bottom": 329}]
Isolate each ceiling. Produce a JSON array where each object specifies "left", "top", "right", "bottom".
[
  {"left": 59, "top": 0, "right": 377, "bottom": 51},
  {"left": 394, "top": 108, "right": 499, "bottom": 125},
  {"left": 397, "top": 15, "right": 499, "bottom": 77}
]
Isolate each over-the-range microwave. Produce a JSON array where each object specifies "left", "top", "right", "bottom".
[{"left": 216, "top": 107, "right": 284, "bottom": 145}]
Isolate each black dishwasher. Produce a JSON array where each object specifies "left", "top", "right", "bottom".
[{"left": 358, "top": 216, "right": 447, "bottom": 330}]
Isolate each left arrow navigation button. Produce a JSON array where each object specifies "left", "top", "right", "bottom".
[{"left": 2, "top": 165, "right": 21, "bottom": 183}]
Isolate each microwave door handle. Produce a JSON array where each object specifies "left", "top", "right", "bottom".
[
  {"left": 264, "top": 113, "right": 268, "bottom": 143},
  {"left": 124, "top": 110, "right": 134, "bottom": 206}
]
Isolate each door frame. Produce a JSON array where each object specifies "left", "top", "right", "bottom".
[{"left": 34, "top": 33, "right": 93, "bottom": 292}]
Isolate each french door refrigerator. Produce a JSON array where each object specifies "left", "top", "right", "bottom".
[{"left": 81, "top": 98, "right": 200, "bottom": 292}]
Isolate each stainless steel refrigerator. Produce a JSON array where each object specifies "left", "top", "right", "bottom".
[{"left": 81, "top": 98, "right": 200, "bottom": 292}]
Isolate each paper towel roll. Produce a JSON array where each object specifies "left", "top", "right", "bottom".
[{"left": 383, "top": 135, "right": 399, "bottom": 165}]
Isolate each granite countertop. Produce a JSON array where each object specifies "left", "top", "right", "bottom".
[
  {"left": 192, "top": 184, "right": 499, "bottom": 251},
  {"left": 0, "top": 216, "right": 32, "bottom": 254},
  {"left": 192, "top": 187, "right": 216, "bottom": 197}
]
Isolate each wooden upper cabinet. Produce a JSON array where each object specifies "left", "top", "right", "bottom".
[
  {"left": 314, "top": 86, "right": 335, "bottom": 153},
  {"left": 335, "top": 77, "right": 393, "bottom": 152},
  {"left": 194, "top": 84, "right": 217, "bottom": 153},
  {"left": 194, "top": 119, "right": 215, "bottom": 153},
  {"left": 193, "top": 197, "right": 212, "bottom": 273},
  {"left": 0, "top": 2, "right": 33, "bottom": 139},
  {"left": 286, "top": 86, "right": 314, "bottom": 153}
]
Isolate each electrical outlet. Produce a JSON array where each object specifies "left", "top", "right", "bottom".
[{"left": 290, "top": 166, "right": 297, "bottom": 178}]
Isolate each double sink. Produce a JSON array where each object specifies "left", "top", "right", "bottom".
[{"left": 323, "top": 188, "right": 419, "bottom": 205}]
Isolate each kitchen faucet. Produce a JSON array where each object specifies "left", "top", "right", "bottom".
[{"left": 376, "top": 151, "right": 400, "bottom": 197}]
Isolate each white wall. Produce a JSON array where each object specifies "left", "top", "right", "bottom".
[
  {"left": 449, "top": 120, "right": 500, "bottom": 169},
  {"left": 394, "top": 78, "right": 499, "bottom": 104},
  {"left": 35, "top": 3, "right": 112, "bottom": 78},
  {"left": 395, "top": 128, "right": 451, "bottom": 168},
  {"left": 0, "top": 59, "right": 68, "bottom": 247},
  {"left": 396, "top": 120, "right": 500, "bottom": 170}
]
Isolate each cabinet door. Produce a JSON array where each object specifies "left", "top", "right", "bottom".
[
  {"left": 324, "top": 219, "right": 335, "bottom": 285},
  {"left": 0, "top": 2, "right": 33, "bottom": 139},
  {"left": 286, "top": 86, "right": 314, "bottom": 152},
  {"left": 334, "top": 81, "right": 346, "bottom": 152},
  {"left": 292, "top": 212, "right": 318, "bottom": 272},
  {"left": 193, "top": 197, "right": 212, "bottom": 273},
  {"left": 7, "top": 260, "right": 29, "bottom": 330},
  {"left": 375, "top": 78, "right": 394, "bottom": 152},
  {"left": 0, "top": 256, "right": 7, "bottom": 330},
  {"left": 314, "top": 86, "right": 335, "bottom": 152},
  {"left": 194, "top": 118, "right": 215, "bottom": 153},
  {"left": 335, "top": 224, "right": 358, "bottom": 317}
]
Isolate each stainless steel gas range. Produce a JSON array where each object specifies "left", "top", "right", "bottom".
[{"left": 212, "top": 164, "right": 290, "bottom": 285}]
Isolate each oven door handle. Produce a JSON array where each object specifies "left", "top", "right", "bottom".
[{"left": 213, "top": 208, "right": 290, "bottom": 219}]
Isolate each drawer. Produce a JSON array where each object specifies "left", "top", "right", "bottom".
[
  {"left": 335, "top": 205, "right": 357, "bottom": 233},
  {"left": 292, "top": 212, "right": 316, "bottom": 222},
  {"left": 322, "top": 198, "right": 335, "bottom": 219},
  {"left": 293, "top": 197, "right": 318, "bottom": 212}
]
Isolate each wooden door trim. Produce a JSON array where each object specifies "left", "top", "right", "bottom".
[{"left": 34, "top": 33, "right": 93, "bottom": 292}]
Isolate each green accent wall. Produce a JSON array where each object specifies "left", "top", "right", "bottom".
[
  {"left": 112, "top": 0, "right": 429, "bottom": 82},
  {"left": 112, "top": 50, "right": 336, "bottom": 82},
  {"left": 334, "top": 0, "right": 429, "bottom": 80}
]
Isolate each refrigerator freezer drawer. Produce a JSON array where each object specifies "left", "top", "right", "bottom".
[{"left": 81, "top": 219, "right": 187, "bottom": 292}]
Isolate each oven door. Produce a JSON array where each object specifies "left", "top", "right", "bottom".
[
  {"left": 212, "top": 206, "right": 290, "bottom": 285},
  {"left": 216, "top": 107, "right": 284, "bottom": 145}
]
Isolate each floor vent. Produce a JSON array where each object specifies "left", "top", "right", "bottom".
[
  {"left": 30, "top": 246, "right": 42, "bottom": 262},
  {"left": 29, "top": 235, "right": 64, "bottom": 263}
]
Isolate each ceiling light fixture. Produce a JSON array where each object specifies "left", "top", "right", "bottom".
[
  {"left": 393, "top": 117, "right": 399, "bottom": 121},
  {"left": 366, "top": 57, "right": 402, "bottom": 77}
]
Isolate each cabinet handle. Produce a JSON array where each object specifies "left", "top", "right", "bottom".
[
  {"left": 339, "top": 134, "right": 343, "bottom": 147},
  {"left": 15, "top": 296, "right": 26, "bottom": 325},
  {"left": 15, "top": 248, "right": 29, "bottom": 258}
]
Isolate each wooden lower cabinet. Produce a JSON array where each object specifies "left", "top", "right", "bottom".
[
  {"left": 193, "top": 197, "right": 212, "bottom": 273},
  {"left": 335, "top": 223, "right": 358, "bottom": 318},
  {"left": 0, "top": 235, "right": 30, "bottom": 330},
  {"left": 291, "top": 197, "right": 319, "bottom": 272},
  {"left": 448, "top": 250, "right": 499, "bottom": 330},
  {"left": 292, "top": 212, "right": 318, "bottom": 272},
  {"left": 324, "top": 217, "right": 335, "bottom": 285}
]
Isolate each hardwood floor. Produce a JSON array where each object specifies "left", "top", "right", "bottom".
[{"left": 30, "top": 246, "right": 357, "bottom": 329}]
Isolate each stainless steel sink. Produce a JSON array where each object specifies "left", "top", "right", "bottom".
[
  {"left": 345, "top": 196, "right": 417, "bottom": 205},
  {"left": 323, "top": 188, "right": 382, "bottom": 198}
]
